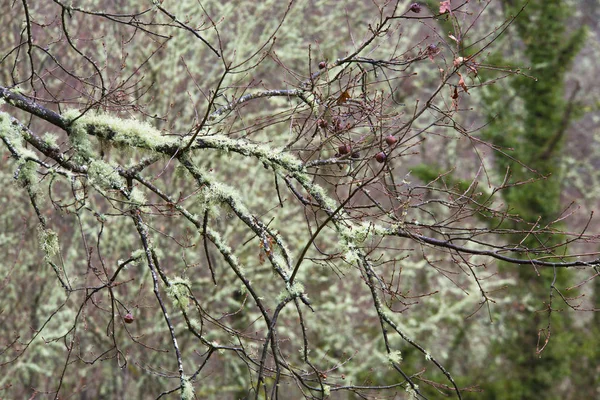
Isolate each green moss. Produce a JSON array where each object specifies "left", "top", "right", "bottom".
[
  {"left": 88, "top": 160, "right": 124, "bottom": 190},
  {"left": 64, "top": 109, "right": 180, "bottom": 152},
  {"left": 0, "top": 112, "right": 38, "bottom": 162},
  {"left": 38, "top": 226, "right": 60, "bottom": 260},
  {"left": 129, "top": 187, "right": 147, "bottom": 205},
  {"left": 200, "top": 135, "right": 303, "bottom": 171},
  {"left": 387, "top": 350, "right": 403, "bottom": 365},
  {"left": 17, "top": 160, "right": 39, "bottom": 188},
  {"left": 181, "top": 375, "right": 195, "bottom": 400},
  {"left": 166, "top": 277, "right": 191, "bottom": 309}
]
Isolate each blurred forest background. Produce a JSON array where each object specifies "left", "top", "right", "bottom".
[{"left": 1, "top": 0, "right": 600, "bottom": 399}]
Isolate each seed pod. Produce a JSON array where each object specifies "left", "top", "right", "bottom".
[
  {"left": 338, "top": 144, "right": 351, "bottom": 155},
  {"left": 385, "top": 135, "right": 398, "bottom": 146},
  {"left": 375, "top": 152, "right": 387, "bottom": 163},
  {"left": 409, "top": 3, "right": 422, "bottom": 13}
]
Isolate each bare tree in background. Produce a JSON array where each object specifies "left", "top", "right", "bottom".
[{"left": 0, "top": 1, "right": 598, "bottom": 399}]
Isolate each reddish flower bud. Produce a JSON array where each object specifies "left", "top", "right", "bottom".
[
  {"left": 318, "top": 61, "right": 327, "bottom": 69},
  {"left": 375, "top": 152, "right": 387, "bottom": 163}
]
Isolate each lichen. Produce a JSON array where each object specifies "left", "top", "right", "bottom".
[
  {"left": 0, "top": 112, "right": 38, "bottom": 162},
  {"left": 42, "top": 133, "right": 58, "bottom": 147},
  {"left": 387, "top": 350, "right": 403, "bottom": 365},
  {"left": 87, "top": 160, "right": 124, "bottom": 190},
  {"left": 166, "top": 277, "right": 191, "bottom": 309},
  {"left": 63, "top": 109, "right": 180, "bottom": 153},
  {"left": 129, "top": 187, "right": 147, "bottom": 205},
  {"left": 181, "top": 375, "right": 195, "bottom": 400},
  {"left": 200, "top": 135, "right": 303, "bottom": 171},
  {"left": 38, "top": 226, "right": 60, "bottom": 260}
]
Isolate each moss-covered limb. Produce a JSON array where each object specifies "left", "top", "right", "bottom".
[
  {"left": 130, "top": 211, "right": 187, "bottom": 396},
  {"left": 483, "top": 3, "right": 587, "bottom": 239},
  {"left": 0, "top": 112, "right": 40, "bottom": 162},
  {"left": 178, "top": 156, "right": 297, "bottom": 277},
  {"left": 289, "top": 165, "right": 462, "bottom": 396},
  {"left": 62, "top": 109, "right": 308, "bottom": 176},
  {"left": 64, "top": 110, "right": 183, "bottom": 155},
  {"left": 0, "top": 115, "right": 74, "bottom": 289},
  {"left": 0, "top": 86, "right": 68, "bottom": 130},
  {"left": 1, "top": 112, "right": 89, "bottom": 178},
  {"left": 194, "top": 135, "right": 304, "bottom": 172},
  {"left": 358, "top": 254, "right": 429, "bottom": 398},
  {"left": 131, "top": 169, "right": 311, "bottom": 310}
]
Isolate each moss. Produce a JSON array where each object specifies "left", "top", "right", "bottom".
[
  {"left": 181, "top": 375, "right": 195, "bottom": 400},
  {"left": 64, "top": 109, "right": 180, "bottom": 152},
  {"left": 17, "top": 160, "right": 39, "bottom": 189},
  {"left": 387, "top": 350, "right": 403, "bottom": 365},
  {"left": 38, "top": 226, "right": 60, "bottom": 260},
  {"left": 42, "top": 132, "right": 58, "bottom": 147},
  {"left": 129, "top": 187, "right": 147, "bottom": 205},
  {"left": 88, "top": 160, "right": 124, "bottom": 190},
  {"left": 200, "top": 135, "right": 303, "bottom": 171},
  {"left": 166, "top": 277, "right": 191, "bottom": 309},
  {"left": 277, "top": 281, "right": 305, "bottom": 302},
  {"left": 0, "top": 112, "right": 38, "bottom": 162}
]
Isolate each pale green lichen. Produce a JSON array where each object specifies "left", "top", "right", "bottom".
[
  {"left": 387, "top": 350, "right": 403, "bottom": 365},
  {"left": 63, "top": 109, "right": 180, "bottom": 154},
  {"left": 323, "top": 384, "right": 330, "bottom": 397},
  {"left": 201, "top": 181, "right": 249, "bottom": 215},
  {"left": 118, "top": 249, "right": 145, "bottom": 268},
  {"left": 129, "top": 187, "right": 147, "bottom": 205},
  {"left": 181, "top": 375, "right": 195, "bottom": 400},
  {"left": 42, "top": 133, "right": 58, "bottom": 147},
  {"left": 405, "top": 385, "right": 419, "bottom": 399},
  {"left": 88, "top": 160, "right": 124, "bottom": 190},
  {"left": 200, "top": 135, "right": 303, "bottom": 171},
  {"left": 166, "top": 277, "right": 191, "bottom": 309},
  {"left": 277, "top": 281, "right": 305, "bottom": 302},
  {"left": 17, "top": 160, "right": 39, "bottom": 190},
  {"left": 189, "top": 319, "right": 202, "bottom": 332},
  {"left": 0, "top": 112, "right": 38, "bottom": 162},
  {"left": 38, "top": 226, "right": 59, "bottom": 260},
  {"left": 131, "top": 249, "right": 146, "bottom": 259},
  {"left": 292, "top": 171, "right": 338, "bottom": 212}
]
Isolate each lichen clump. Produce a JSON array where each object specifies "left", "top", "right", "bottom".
[{"left": 63, "top": 110, "right": 180, "bottom": 153}]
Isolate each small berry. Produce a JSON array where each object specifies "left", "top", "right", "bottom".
[
  {"left": 409, "top": 3, "right": 422, "bottom": 13},
  {"left": 375, "top": 152, "right": 387, "bottom": 163},
  {"left": 318, "top": 61, "right": 327, "bottom": 69},
  {"left": 338, "top": 144, "right": 351, "bottom": 155},
  {"left": 124, "top": 313, "right": 134, "bottom": 324},
  {"left": 385, "top": 135, "right": 398, "bottom": 146},
  {"left": 351, "top": 152, "right": 361, "bottom": 159}
]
